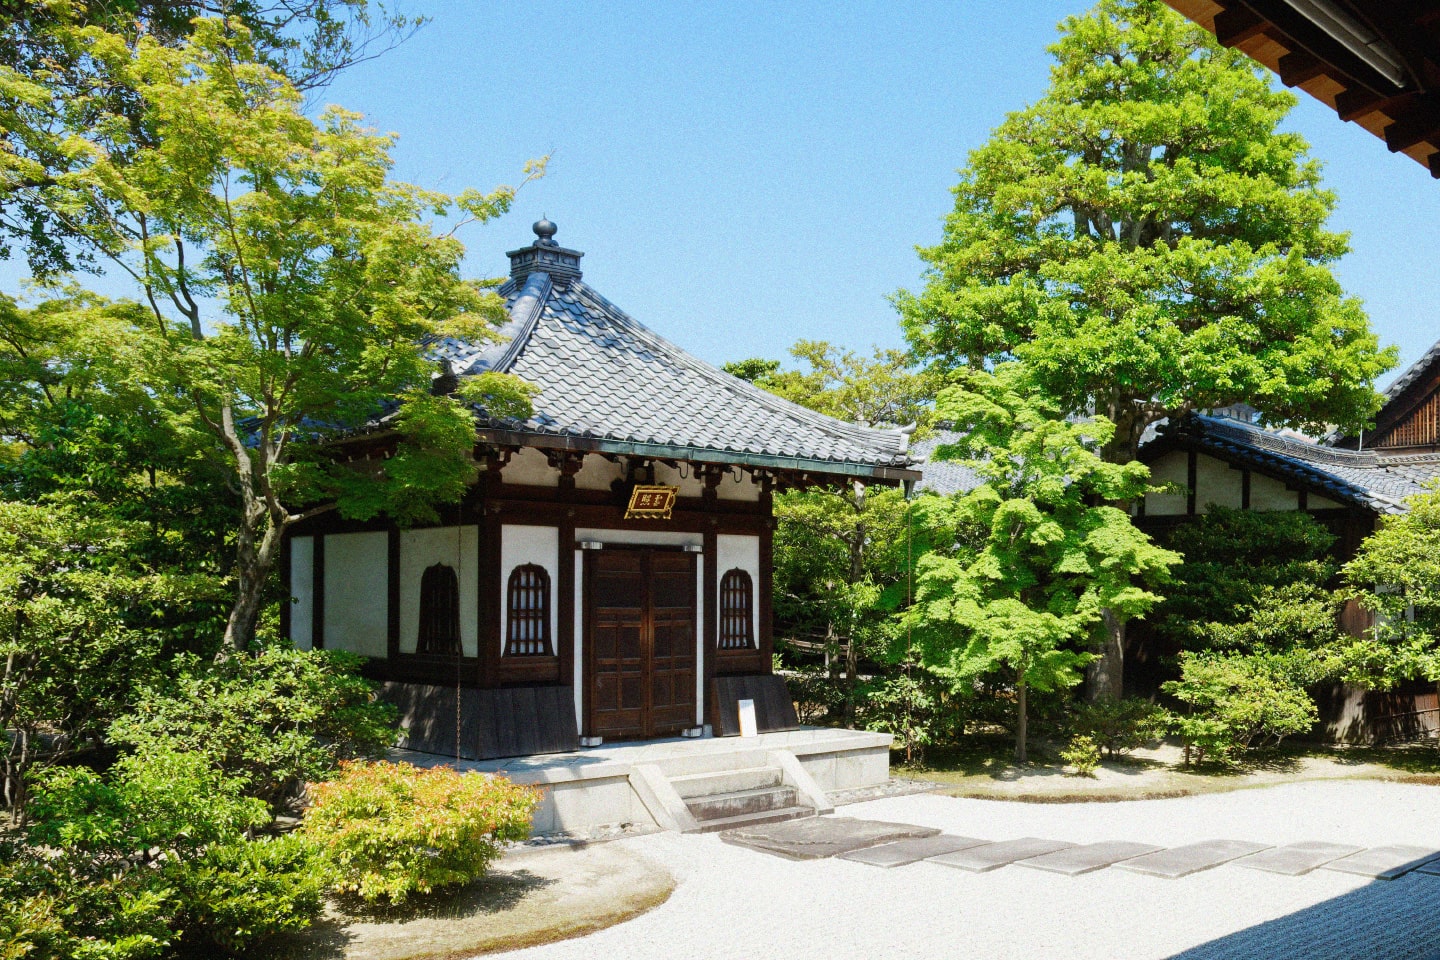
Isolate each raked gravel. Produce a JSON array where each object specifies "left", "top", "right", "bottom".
[{"left": 495, "top": 780, "right": 1440, "bottom": 960}]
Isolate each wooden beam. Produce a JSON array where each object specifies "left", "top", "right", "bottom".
[
  {"left": 1384, "top": 108, "right": 1440, "bottom": 152},
  {"left": 1278, "top": 50, "right": 1329, "bottom": 87},
  {"left": 1335, "top": 89, "right": 1417, "bottom": 122},
  {"left": 1214, "top": 6, "right": 1267, "bottom": 47}
]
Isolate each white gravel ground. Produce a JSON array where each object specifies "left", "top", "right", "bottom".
[{"left": 498, "top": 781, "right": 1440, "bottom": 960}]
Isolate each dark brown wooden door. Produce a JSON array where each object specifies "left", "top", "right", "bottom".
[{"left": 585, "top": 549, "right": 697, "bottom": 740}]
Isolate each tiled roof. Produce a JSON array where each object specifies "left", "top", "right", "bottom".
[
  {"left": 1165, "top": 414, "right": 1440, "bottom": 515},
  {"left": 428, "top": 229, "right": 915, "bottom": 480},
  {"left": 909, "top": 430, "right": 984, "bottom": 496}
]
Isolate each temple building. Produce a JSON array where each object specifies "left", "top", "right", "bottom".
[{"left": 281, "top": 219, "right": 918, "bottom": 762}]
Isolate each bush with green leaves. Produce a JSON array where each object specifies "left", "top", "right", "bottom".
[
  {"left": 108, "top": 646, "right": 397, "bottom": 811},
  {"left": 2, "top": 748, "right": 325, "bottom": 959},
  {"left": 1060, "top": 735, "right": 1101, "bottom": 777},
  {"left": 1070, "top": 695, "right": 1167, "bottom": 758},
  {"left": 858, "top": 667, "right": 943, "bottom": 764},
  {"left": 1163, "top": 652, "right": 1316, "bottom": 764},
  {"left": 304, "top": 760, "right": 539, "bottom": 905}
]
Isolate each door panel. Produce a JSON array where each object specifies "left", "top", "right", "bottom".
[{"left": 585, "top": 549, "right": 697, "bottom": 739}]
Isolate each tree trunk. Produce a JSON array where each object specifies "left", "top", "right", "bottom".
[
  {"left": 1015, "top": 674, "right": 1028, "bottom": 764},
  {"left": 1088, "top": 608, "right": 1125, "bottom": 700},
  {"left": 223, "top": 514, "right": 284, "bottom": 651}
]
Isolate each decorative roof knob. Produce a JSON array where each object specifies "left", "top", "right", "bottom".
[{"left": 533, "top": 216, "right": 558, "bottom": 245}]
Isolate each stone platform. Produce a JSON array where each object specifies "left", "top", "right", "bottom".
[{"left": 394, "top": 727, "right": 892, "bottom": 837}]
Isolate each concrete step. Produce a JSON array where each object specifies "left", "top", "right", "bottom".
[
  {"left": 686, "top": 804, "right": 816, "bottom": 834},
  {"left": 686, "top": 785, "right": 798, "bottom": 821},
  {"left": 652, "top": 749, "right": 774, "bottom": 779},
  {"left": 670, "top": 765, "right": 782, "bottom": 799}
]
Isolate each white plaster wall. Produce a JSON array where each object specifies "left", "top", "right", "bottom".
[
  {"left": 323, "top": 531, "right": 388, "bottom": 658},
  {"left": 1144, "top": 451, "right": 1190, "bottom": 516},
  {"left": 716, "top": 467, "right": 761, "bottom": 502},
  {"left": 1194, "top": 454, "right": 1243, "bottom": 513},
  {"left": 1311, "top": 493, "right": 1343, "bottom": 510},
  {"left": 398, "top": 525, "right": 478, "bottom": 656},
  {"left": 1251, "top": 471, "right": 1298, "bottom": 511},
  {"left": 289, "top": 536, "right": 313, "bottom": 651},
  {"left": 500, "top": 525, "right": 559, "bottom": 655},
  {"left": 574, "top": 454, "right": 623, "bottom": 491},
  {"left": 654, "top": 461, "right": 706, "bottom": 499},
  {"left": 502, "top": 447, "right": 558, "bottom": 487},
  {"left": 716, "top": 533, "right": 761, "bottom": 649}
]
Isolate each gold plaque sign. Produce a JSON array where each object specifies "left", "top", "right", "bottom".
[{"left": 625, "top": 484, "right": 679, "bottom": 520}]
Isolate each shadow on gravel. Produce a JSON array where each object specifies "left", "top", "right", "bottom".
[{"left": 1167, "top": 873, "right": 1440, "bottom": 960}]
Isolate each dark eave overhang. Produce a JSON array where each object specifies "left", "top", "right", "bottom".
[{"left": 471, "top": 427, "right": 921, "bottom": 484}]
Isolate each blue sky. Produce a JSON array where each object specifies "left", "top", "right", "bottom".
[{"left": 21, "top": 1, "right": 1440, "bottom": 385}]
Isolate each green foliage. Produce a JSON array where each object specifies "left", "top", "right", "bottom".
[
  {"left": 1344, "top": 485, "right": 1440, "bottom": 690},
  {"left": 304, "top": 761, "right": 538, "bottom": 905},
  {"left": 857, "top": 665, "right": 943, "bottom": 763},
  {"left": 897, "top": 0, "right": 1393, "bottom": 464},
  {"left": 1163, "top": 652, "right": 1316, "bottom": 764},
  {"left": 906, "top": 366, "right": 1178, "bottom": 761},
  {"left": 108, "top": 647, "right": 397, "bottom": 811},
  {"left": 1154, "top": 507, "right": 1340, "bottom": 654},
  {"left": 1070, "top": 695, "right": 1167, "bottom": 758},
  {"left": 724, "top": 341, "right": 938, "bottom": 428},
  {"left": 0, "top": 499, "right": 173, "bottom": 812},
  {"left": 1060, "top": 735, "right": 1101, "bottom": 776},
  {"left": 5, "top": 748, "right": 325, "bottom": 958}
]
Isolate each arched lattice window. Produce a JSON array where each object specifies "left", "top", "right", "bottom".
[
  {"left": 418, "top": 563, "right": 461, "bottom": 656},
  {"left": 506, "top": 564, "right": 552, "bottom": 656},
  {"left": 719, "top": 568, "right": 754, "bottom": 650}
]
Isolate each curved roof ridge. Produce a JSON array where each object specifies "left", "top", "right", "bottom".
[
  {"left": 557, "top": 279, "right": 910, "bottom": 457},
  {"left": 1193, "top": 414, "right": 1380, "bottom": 467}
]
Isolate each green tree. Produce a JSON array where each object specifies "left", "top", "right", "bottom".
[
  {"left": 907, "top": 366, "right": 1177, "bottom": 762},
  {"left": 0, "top": 0, "right": 423, "bottom": 277},
  {"left": 733, "top": 341, "right": 935, "bottom": 723},
  {"left": 0, "top": 19, "right": 538, "bottom": 650},
  {"left": 1344, "top": 486, "right": 1440, "bottom": 699},
  {"left": 896, "top": 0, "right": 1395, "bottom": 696}
]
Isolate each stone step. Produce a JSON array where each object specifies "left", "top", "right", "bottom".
[
  {"left": 651, "top": 749, "right": 773, "bottom": 779},
  {"left": 687, "top": 786, "right": 799, "bottom": 822},
  {"left": 670, "top": 765, "right": 783, "bottom": 799},
  {"left": 687, "top": 804, "right": 816, "bottom": 834}
]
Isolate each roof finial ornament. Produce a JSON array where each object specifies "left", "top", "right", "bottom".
[{"left": 533, "top": 215, "right": 558, "bottom": 246}]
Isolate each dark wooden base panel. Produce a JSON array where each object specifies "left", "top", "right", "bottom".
[
  {"left": 711, "top": 674, "right": 800, "bottom": 736},
  {"left": 381, "top": 681, "right": 578, "bottom": 760}
]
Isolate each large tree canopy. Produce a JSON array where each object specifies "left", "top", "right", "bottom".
[{"left": 896, "top": 0, "right": 1394, "bottom": 466}]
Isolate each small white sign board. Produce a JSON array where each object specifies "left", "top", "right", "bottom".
[{"left": 737, "top": 698, "right": 758, "bottom": 739}]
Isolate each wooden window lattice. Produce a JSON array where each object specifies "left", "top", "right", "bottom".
[
  {"left": 506, "top": 564, "right": 552, "bottom": 656},
  {"left": 718, "top": 568, "right": 754, "bottom": 650},
  {"left": 417, "top": 563, "right": 461, "bottom": 656}
]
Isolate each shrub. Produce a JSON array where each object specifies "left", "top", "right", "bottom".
[
  {"left": 859, "top": 669, "right": 939, "bottom": 764},
  {"left": 304, "top": 761, "right": 539, "bottom": 905},
  {"left": 108, "top": 646, "right": 398, "bottom": 811},
  {"left": 6, "top": 748, "right": 325, "bottom": 959},
  {"left": 1163, "top": 652, "right": 1316, "bottom": 765},
  {"left": 1071, "top": 696, "right": 1167, "bottom": 758},
  {"left": 1060, "top": 735, "right": 1101, "bottom": 777}
]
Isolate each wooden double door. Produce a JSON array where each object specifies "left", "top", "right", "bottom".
[{"left": 584, "top": 548, "right": 698, "bottom": 740}]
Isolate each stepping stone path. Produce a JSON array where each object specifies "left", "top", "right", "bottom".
[
  {"left": 838, "top": 834, "right": 987, "bottom": 868},
  {"left": 718, "top": 816, "right": 937, "bottom": 861},
  {"left": 1017, "top": 841, "right": 1163, "bottom": 876},
  {"left": 1238, "top": 841, "right": 1364, "bottom": 876},
  {"left": 719, "top": 817, "right": 1440, "bottom": 884},
  {"left": 1116, "top": 840, "right": 1272, "bottom": 879},
  {"left": 1322, "top": 845, "right": 1440, "bottom": 880},
  {"left": 928, "top": 837, "right": 1076, "bottom": 873}
]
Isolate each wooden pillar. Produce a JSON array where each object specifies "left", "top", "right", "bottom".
[{"left": 758, "top": 474, "right": 775, "bottom": 673}]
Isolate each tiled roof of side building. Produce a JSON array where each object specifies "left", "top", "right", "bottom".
[
  {"left": 428, "top": 222, "right": 916, "bottom": 480},
  {"left": 908, "top": 430, "right": 984, "bottom": 496},
  {"left": 1167, "top": 414, "right": 1440, "bottom": 515}
]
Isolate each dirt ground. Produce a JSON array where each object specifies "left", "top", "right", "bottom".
[
  {"left": 899, "top": 742, "right": 1440, "bottom": 802},
  {"left": 270, "top": 841, "right": 674, "bottom": 960}
]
